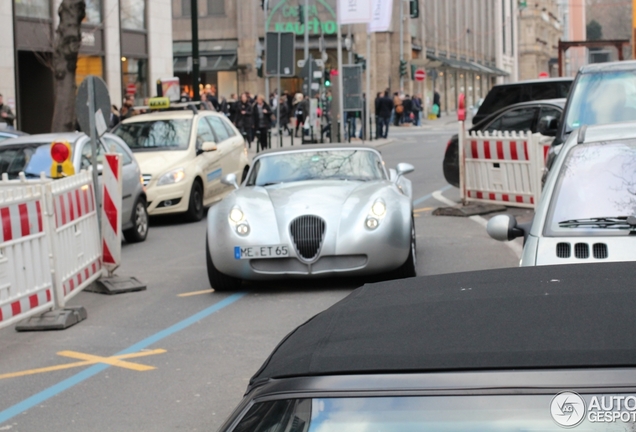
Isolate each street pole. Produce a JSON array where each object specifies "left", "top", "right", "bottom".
[
  {"left": 399, "top": 0, "right": 404, "bottom": 93},
  {"left": 366, "top": 33, "right": 371, "bottom": 141},
  {"left": 337, "top": 23, "right": 345, "bottom": 143},
  {"left": 191, "top": 0, "right": 200, "bottom": 101},
  {"left": 277, "top": 32, "right": 282, "bottom": 147},
  {"left": 87, "top": 77, "right": 101, "bottom": 231},
  {"left": 304, "top": 0, "right": 309, "bottom": 61},
  {"left": 264, "top": 3, "right": 270, "bottom": 100}
]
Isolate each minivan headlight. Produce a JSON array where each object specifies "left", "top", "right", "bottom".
[{"left": 157, "top": 168, "right": 186, "bottom": 186}]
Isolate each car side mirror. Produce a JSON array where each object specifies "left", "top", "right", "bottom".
[
  {"left": 396, "top": 163, "right": 414, "bottom": 178},
  {"left": 537, "top": 116, "right": 559, "bottom": 137},
  {"left": 487, "top": 214, "right": 525, "bottom": 242},
  {"left": 221, "top": 173, "right": 239, "bottom": 189},
  {"left": 202, "top": 141, "right": 218, "bottom": 152}
]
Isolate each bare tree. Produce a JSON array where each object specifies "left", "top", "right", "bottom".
[{"left": 51, "top": 0, "right": 86, "bottom": 132}]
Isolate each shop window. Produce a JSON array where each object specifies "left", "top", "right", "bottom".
[
  {"left": 207, "top": 0, "right": 225, "bottom": 15},
  {"left": 84, "top": 0, "right": 102, "bottom": 24},
  {"left": 14, "top": 0, "right": 50, "bottom": 19},
  {"left": 121, "top": 0, "right": 146, "bottom": 30},
  {"left": 122, "top": 57, "right": 148, "bottom": 104},
  {"left": 76, "top": 56, "right": 104, "bottom": 87}
]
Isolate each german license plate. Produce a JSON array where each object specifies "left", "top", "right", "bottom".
[{"left": 234, "top": 245, "right": 290, "bottom": 260}]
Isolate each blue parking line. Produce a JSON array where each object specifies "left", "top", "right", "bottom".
[
  {"left": 0, "top": 292, "right": 248, "bottom": 425},
  {"left": 413, "top": 185, "right": 452, "bottom": 206}
]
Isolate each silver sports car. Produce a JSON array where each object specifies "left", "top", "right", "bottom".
[{"left": 205, "top": 145, "right": 416, "bottom": 291}]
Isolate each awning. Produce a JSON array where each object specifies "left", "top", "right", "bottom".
[
  {"left": 173, "top": 39, "right": 238, "bottom": 72},
  {"left": 425, "top": 53, "right": 509, "bottom": 76}
]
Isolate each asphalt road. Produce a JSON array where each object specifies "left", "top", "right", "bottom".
[{"left": 0, "top": 125, "right": 520, "bottom": 431}]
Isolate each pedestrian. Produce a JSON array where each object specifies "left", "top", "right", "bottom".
[
  {"left": 205, "top": 85, "right": 220, "bottom": 111},
  {"left": 403, "top": 95, "right": 413, "bottom": 124},
  {"left": 412, "top": 94, "right": 422, "bottom": 126},
  {"left": 377, "top": 91, "right": 394, "bottom": 139},
  {"left": 109, "top": 105, "right": 120, "bottom": 129},
  {"left": 279, "top": 95, "right": 291, "bottom": 136},
  {"left": 227, "top": 93, "right": 238, "bottom": 123},
  {"left": 252, "top": 95, "right": 272, "bottom": 151},
  {"left": 120, "top": 94, "right": 137, "bottom": 120},
  {"left": 293, "top": 93, "right": 306, "bottom": 137},
  {"left": 235, "top": 93, "right": 254, "bottom": 148},
  {"left": 433, "top": 90, "right": 441, "bottom": 118},
  {"left": 0, "top": 94, "right": 15, "bottom": 130},
  {"left": 393, "top": 92, "right": 403, "bottom": 126}
]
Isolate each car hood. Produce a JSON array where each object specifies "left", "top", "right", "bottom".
[
  {"left": 265, "top": 181, "right": 369, "bottom": 213},
  {"left": 133, "top": 150, "right": 191, "bottom": 176}
]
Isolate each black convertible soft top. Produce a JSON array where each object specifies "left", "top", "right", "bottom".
[{"left": 250, "top": 262, "right": 636, "bottom": 387}]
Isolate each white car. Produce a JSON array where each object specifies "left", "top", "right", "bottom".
[
  {"left": 114, "top": 107, "right": 250, "bottom": 221},
  {"left": 487, "top": 121, "right": 636, "bottom": 266}
]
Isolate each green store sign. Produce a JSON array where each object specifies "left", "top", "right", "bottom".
[{"left": 266, "top": 0, "right": 338, "bottom": 35}]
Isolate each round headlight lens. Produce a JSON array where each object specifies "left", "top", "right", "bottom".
[
  {"left": 371, "top": 201, "right": 386, "bottom": 217},
  {"left": 366, "top": 217, "right": 379, "bottom": 229},
  {"left": 236, "top": 223, "right": 250, "bottom": 235},
  {"left": 229, "top": 208, "right": 244, "bottom": 223}
]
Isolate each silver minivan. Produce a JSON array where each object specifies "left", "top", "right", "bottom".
[{"left": 0, "top": 132, "right": 149, "bottom": 243}]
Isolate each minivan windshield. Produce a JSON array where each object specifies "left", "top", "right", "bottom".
[
  {"left": 546, "top": 140, "right": 636, "bottom": 236},
  {"left": 114, "top": 119, "right": 192, "bottom": 151},
  {"left": 565, "top": 71, "right": 636, "bottom": 132}
]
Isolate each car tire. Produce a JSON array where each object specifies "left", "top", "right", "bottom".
[
  {"left": 206, "top": 239, "right": 242, "bottom": 291},
  {"left": 442, "top": 137, "right": 460, "bottom": 188},
  {"left": 387, "top": 218, "right": 417, "bottom": 280},
  {"left": 123, "top": 197, "right": 149, "bottom": 243},
  {"left": 185, "top": 180, "right": 204, "bottom": 222}
]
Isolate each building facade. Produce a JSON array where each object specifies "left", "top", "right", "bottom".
[
  {"left": 172, "top": 0, "right": 519, "bottom": 115},
  {"left": 1, "top": 0, "right": 173, "bottom": 134},
  {"left": 518, "top": 0, "right": 561, "bottom": 80},
  {"left": 559, "top": 0, "right": 587, "bottom": 76}
]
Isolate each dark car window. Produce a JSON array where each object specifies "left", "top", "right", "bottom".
[
  {"left": 197, "top": 118, "right": 217, "bottom": 145},
  {"left": 0, "top": 144, "right": 57, "bottom": 179},
  {"left": 207, "top": 116, "right": 231, "bottom": 142},
  {"left": 485, "top": 107, "right": 537, "bottom": 132},
  {"left": 246, "top": 150, "right": 386, "bottom": 187},
  {"left": 478, "top": 86, "right": 523, "bottom": 117},
  {"left": 539, "top": 106, "right": 562, "bottom": 122},
  {"left": 546, "top": 140, "right": 636, "bottom": 237},
  {"left": 233, "top": 394, "right": 632, "bottom": 431},
  {"left": 114, "top": 119, "right": 192, "bottom": 151},
  {"left": 530, "top": 82, "right": 570, "bottom": 100},
  {"left": 102, "top": 137, "right": 133, "bottom": 166}
]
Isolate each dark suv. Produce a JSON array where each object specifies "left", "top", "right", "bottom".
[{"left": 472, "top": 78, "right": 572, "bottom": 125}]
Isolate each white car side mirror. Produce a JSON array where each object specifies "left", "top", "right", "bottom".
[
  {"left": 487, "top": 214, "right": 524, "bottom": 242},
  {"left": 202, "top": 141, "right": 218, "bottom": 152},
  {"left": 221, "top": 173, "right": 239, "bottom": 189},
  {"left": 396, "top": 163, "right": 414, "bottom": 177}
]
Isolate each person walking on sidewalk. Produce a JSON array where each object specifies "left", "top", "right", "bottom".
[
  {"left": 278, "top": 95, "right": 292, "bottom": 136},
  {"left": 252, "top": 95, "right": 272, "bottom": 152},
  {"left": 433, "top": 90, "right": 442, "bottom": 118},
  {"left": 412, "top": 94, "right": 422, "bottom": 126},
  {"left": 0, "top": 95, "right": 15, "bottom": 130},
  {"left": 236, "top": 93, "right": 254, "bottom": 148},
  {"left": 393, "top": 92, "right": 403, "bottom": 126},
  {"left": 376, "top": 91, "right": 393, "bottom": 139}
]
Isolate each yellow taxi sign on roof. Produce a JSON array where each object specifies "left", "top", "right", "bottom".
[{"left": 148, "top": 97, "right": 170, "bottom": 110}]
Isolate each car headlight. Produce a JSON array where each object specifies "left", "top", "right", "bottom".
[
  {"left": 371, "top": 200, "right": 387, "bottom": 217},
  {"left": 157, "top": 168, "right": 186, "bottom": 186},
  {"left": 229, "top": 207, "right": 244, "bottom": 223}
]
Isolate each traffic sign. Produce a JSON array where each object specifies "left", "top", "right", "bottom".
[
  {"left": 415, "top": 69, "right": 426, "bottom": 82},
  {"left": 76, "top": 76, "right": 111, "bottom": 138},
  {"left": 126, "top": 83, "right": 137, "bottom": 94}
]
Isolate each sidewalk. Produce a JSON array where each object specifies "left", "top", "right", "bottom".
[{"left": 246, "top": 129, "right": 394, "bottom": 158}]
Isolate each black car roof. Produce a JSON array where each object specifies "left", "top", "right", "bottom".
[
  {"left": 250, "top": 262, "right": 636, "bottom": 387},
  {"left": 490, "top": 77, "right": 573, "bottom": 88},
  {"left": 580, "top": 60, "right": 636, "bottom": 74}
]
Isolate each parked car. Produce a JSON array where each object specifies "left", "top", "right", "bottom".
[
  {"left": 0, "top": 132, "right": 149, "bottom": 243},
  {"left": 443, "top": 99, "right": 565, "bottom": 187},
  {"left": 472, "top": 77, "right": 572, "bottom": 125},
  {"left": 219, "top": 261, "right": 636, "bottom": 431},
  {"left": 206, "top": 145, "right": 416, "bottom": 291},
  {"left": 545, "top": 60, "right": 636, "bottom": 176},
  {"left": 488, "top": 121, "right": 636, "bottom": 266},
  {"left": 113, "top": 106, "right": 250, "bottom": 222},
  {"left": 0, "top": 129, "right": 27, "bottom": 142}
]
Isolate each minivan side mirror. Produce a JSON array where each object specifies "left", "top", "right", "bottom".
[
  {"left": 221, "top": 173, "right": 239, "bottom": 189},
  {"left": 202, "top": 141, "right": 218, "bottom": 152},
  {"left": 487, "top": 214, "right": 525, "bottom": 242},
  {"left": 537, "top": 116, "right": 559, "bottom": 137}
]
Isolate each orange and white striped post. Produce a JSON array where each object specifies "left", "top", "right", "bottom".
[{"left": 102, "top": 154, "right": 122, "bottom": 276}]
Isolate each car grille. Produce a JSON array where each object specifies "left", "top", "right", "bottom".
[
  {"left": 574, "top": 243, "right": 590, "bottom": 259},
  {"left": 593, "top": 243, "right": 608, "bottom": 259},
  {"left": 142, "top": 174, "right": 152, "bottom": 187},
  {"left": 289, "top": 215, "right": 326, "bottom": 261},
  {"left": 556, "top": 242, "right": 571, "bottom": 258}
]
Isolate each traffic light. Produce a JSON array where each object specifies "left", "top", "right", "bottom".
[
  {"left": 409, "top": 0, "right": 419, "bottom": 18},
  {"left": 354, "top": 53, "right": 367, "bottom": 70},
  {"left": 324, "top": 69, "right": 331, "bottom": 87},
  {"left": 50, "top": 141, "right": 75, "bottom": 179},
  {"left": 410, "top": 64, "right": 417, "bottom": 80},
  {"left": 399, "top": 60, "right": 408, "bottom": 77}
]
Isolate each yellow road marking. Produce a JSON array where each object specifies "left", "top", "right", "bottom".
[
  {"left": 414, "top": 207, "right": 433, "bottom": 213},
  {"left": 178, "top": 289, "right": 215, "bottom": 297},
  {"left": 0, "top": 349, "right": 166, "bottom": 380}
]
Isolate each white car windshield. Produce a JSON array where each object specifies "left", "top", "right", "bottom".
[
  {"left": 565, "top": 71, "right": 636, "bottom": 132},
  {"left": 546, "top": 140, "right": 636, "bottom": 236},
  {"left": 246, "top": 150, "right": 387, "bottom": 187},
  {"left": 114, "top": 119, "right": 192, "bottom": 151}
]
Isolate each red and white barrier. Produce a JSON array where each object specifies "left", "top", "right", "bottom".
[
  {"left": 47, "top": 170, "right": 102, "bottom": 307},
  {"left": 101, "top": 154, "right": 122, "bottom": 274},
  {"left": 0, "top": 183, "right": 55, "bottom": 329},
  {"left": 460, "top": 130, "right": 550, "bottom": 209}
]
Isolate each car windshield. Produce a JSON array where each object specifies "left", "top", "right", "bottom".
[
  {"left": 546, "top": 140, "right": 636, "bottom": 236},
  {"left": 114, "top": 119, "right": 192, "bottom": 151},
  {"left": 245, "top": 150, "right": 386, "bottom": 186},
  {"left": 233, "top": 394, "right": 633, "bottom": 431},
  {"left": 565, "top": 71, "right": 636, "bottom": 132},
  {"left": 0, "top": 144, "right": 55, "bottom": 179}
]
